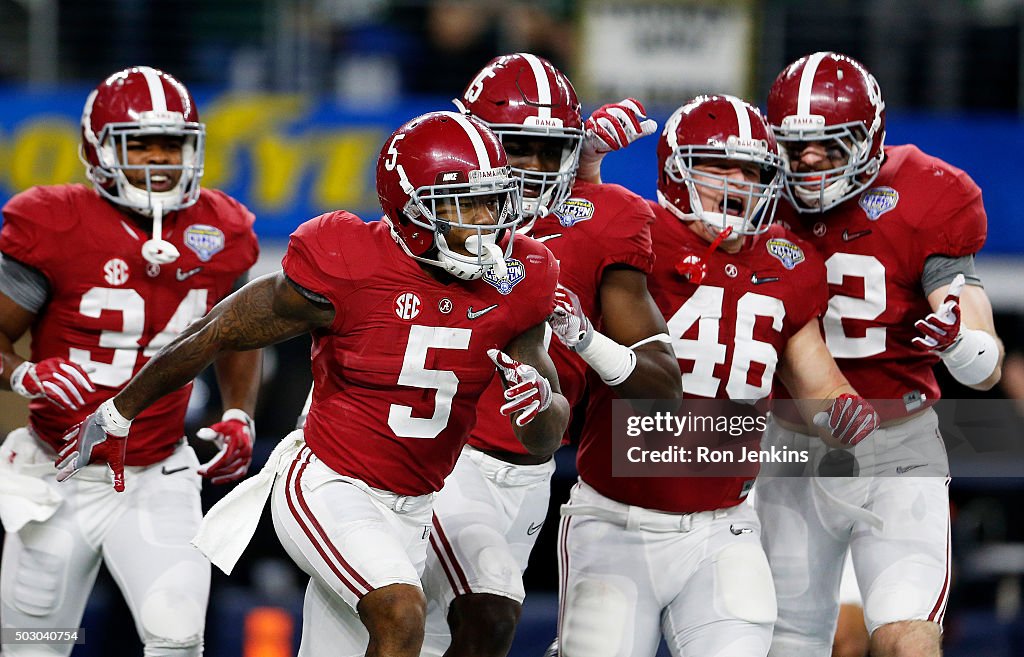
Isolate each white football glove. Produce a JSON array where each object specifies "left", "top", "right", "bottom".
[
  {"left": 547, "top": 284, "right": 594, "bottom": 351},
  {"left": 487, "top": 349, "right": 553, "bottom": 427},
  {"left": 579, "top": 98, "right": 658, "bottom": 180}
]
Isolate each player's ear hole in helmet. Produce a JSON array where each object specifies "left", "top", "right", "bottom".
[{"left": 376, "top": 111, "right": 524, "bottom": 281}]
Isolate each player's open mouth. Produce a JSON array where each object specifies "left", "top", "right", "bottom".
[
  {"left": 720, "top": 197, "right": 745, "bottom": 216},
  {"left": 148, "top": 174, "right": 175, "bottom": 192},
  {"left": 522, "top": 183, "right": 542, "bottom": 198}
]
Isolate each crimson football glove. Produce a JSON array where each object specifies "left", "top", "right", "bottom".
[
  {"left": 488, "top": 349, "right": 553, "bottom": 428},
  {"left": 56, "top": 399, "right": 131, "bottom": 492},
  {"left": 813, "top": 394, "right": 879, "bottom": 447},
  {"left": 547, "top": 284, "right": 594, "bottom": 352},
  {"left": 912, "top": 274, "right": 965, "bottom": 352},
  {"left": 579, "top": 98, "right": 658, "bottom": 180},
  {"left": 10, "top": 358, "right": 95, "bottom": 411},
  {"left": 196, "top": 409, "right": 254, "bottom": 485}
]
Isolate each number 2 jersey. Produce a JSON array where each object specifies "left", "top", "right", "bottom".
[
  {"left": 282, "top": 212, "right": 559, "bottom": 497},
  {"left": 468, "top": 180, "right": 656, "bottom": 455},
  {"left": 0, "top": 183, "right": 259, "bottom": 464},
  {"left": 773, "top": 144, "right": 987, "bottom": 422},
  {"left": 577, "top": 202, "right": 827, "bottom": 513}
]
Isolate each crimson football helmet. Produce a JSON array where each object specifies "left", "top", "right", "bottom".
[
  {"left": 377, "top": 111, "right": 522, "bottom": 280},
  {"left": 454, "top": 53, "right": 583, "bottom": 227},
  {"left": 767, "top": 51, "right": 886, "bottom": 213},
  {"left": 657, "top": 94, "right": 783, "bottom": 238},
  {"left": 80, "top": 66, "right": 205, "bottom": 264}
]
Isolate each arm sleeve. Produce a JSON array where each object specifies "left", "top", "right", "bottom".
[
  {"left": 921, "top": 254, "right": 982, "bottom": 295},
  {"left": 0, "top": 252, "right": 50, "bottom": 313}
]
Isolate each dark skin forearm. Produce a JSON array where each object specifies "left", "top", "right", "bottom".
[
  {"left": 0, "top": 292, "right": 35, "bottom": 390},
  {"left": 598, "top": 267, "right": 682, "bottom": 400},
  {"left": 505, "top": 322, "right": 570, "bottom": 457},
  {"left": 114, "top": 273, "right": 333, "bottom": 419},
  {"left": 213, "top": 349, "right": 262, "bottom": 417}
]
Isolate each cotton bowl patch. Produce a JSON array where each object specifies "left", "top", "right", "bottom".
[
  {"left": 184, "top": 225, "right": 225, "bottom": 262},
  {"left": 553, "top": 198, "right": 595, "bottom": 227},
  {"left": 858, "top": 187, "right": 899, "bottom": 221},
  {"left": 766, "top": 238, "right": 805, "bottom": 270},
  {"left": 483, "top": 258, "right": 525, "bottom": 295}
]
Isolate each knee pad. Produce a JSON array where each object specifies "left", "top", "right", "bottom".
[
  {"left": 4, "top": 526, "right": 73, "bottom": 616},
  {"left": 714, "top": 542, "right": 777, "bottom": 625},
  {"left": 561, "top": 579, "right": 629, "bottom": 657}
]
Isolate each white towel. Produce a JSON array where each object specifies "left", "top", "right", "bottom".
[
  {"left": 0, "top": 428, "right": 64, "bottom": 533},
  {"left": 191, "top": 430, "right": 305, "bottom": 574}
]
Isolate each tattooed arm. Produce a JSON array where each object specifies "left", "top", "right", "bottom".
[{"left": 113, "top": 272, "right": 335, "bottom": 419}]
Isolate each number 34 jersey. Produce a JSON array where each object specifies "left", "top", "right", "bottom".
[
  {"left": 775, "top": 144, "right": 987, "bottom": 422},
  {"left": 577, "top": 202, "right": 826, "bottom": 513},
  {"left": 282, "top": 213, "right": 559, "bottom": 497},
  {"left": 0, "top": 183, "right": 259, "bottom": 464}
]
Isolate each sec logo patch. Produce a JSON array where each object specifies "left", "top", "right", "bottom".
[{"left": 395, "top": 292, "right": 421, "bottom": 320}]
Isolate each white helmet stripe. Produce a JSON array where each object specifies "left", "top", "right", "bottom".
[
  {"left": 725, "top": 95, "right": 752, "bottom": 139},
  {"left": 138, "top": 66, "right": 168, "bottom": 112},
  {"left": 665, "top": 107, "right": 684, "bottom": 149},
  {"left": 444, "top": 111, "right": 492, "bottom": 170},
  {"left": 797, "top": 52, "right": 829, "bottom": 115},
  {"left": 521, "top": 52, "right": 552, "bottom": 120}
]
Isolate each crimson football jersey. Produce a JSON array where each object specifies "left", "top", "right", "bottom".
[
  {"left": 282, "top": 212, "right": 559, "bottom": 496},
  {"left": 773, "top": 144, "right": 987, "bottom": 423},
  {"left": 468, "top": 180, "right": 655, "bottom": 455},
  {"left": 1, "top": 183, "right": 258, "bottom": 464},
  {"left": 577, "top": 202, "right": 827, "bottom": 513}
]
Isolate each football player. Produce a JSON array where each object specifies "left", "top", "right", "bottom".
[
  {"left": 0, "top": 67, "right": 260, "bottom": 656},
  {"left": 556, "top": 94, "right": 879, "bottom": 657},
  {"left": 419, "top": 53, "right": 681, "bottom": 657},
  {"left": 54, "top": 111, "right": 570, "bottom": 657},
  {"left": 755, "top": 52, "right": 1004, "bottom": 657}
]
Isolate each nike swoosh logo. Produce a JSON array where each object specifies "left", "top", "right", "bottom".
[
  {"left": 527, "top": 522, "right": 544, "bottom": 535},
  {"left": 729, "top": 524, "right": 753, "bottom": 535},
  {"left": 467, "top": 304, "right": 499, "bottom": 320},
  {"left": 750, "top": 274, "right": 780, "bottom": 285},
  {"left": 842, "top": 229, "right": 872, "bottom": 242},
  {"left": 176, "top": 267, "right": 203, "bottom": 281},
  {"left": 896, "top": 464, "right": 928, "bottom": 474},
  {"left": 534, "top": 234, "right": 562, "bottom": 243},
  {"left": 161, "top": 465, "right": 189, "bottom": 475}
]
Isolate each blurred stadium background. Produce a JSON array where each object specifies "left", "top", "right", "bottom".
[{"left": 0, "top": 1, "right": 1022, "bottom": 655}]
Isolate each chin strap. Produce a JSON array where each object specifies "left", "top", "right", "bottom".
[
  {"left": 674, "top": 226, "right": 733, "bottom": 284},
  {"left": 141, "top": 201, "right": 181, "bottom": 265}
]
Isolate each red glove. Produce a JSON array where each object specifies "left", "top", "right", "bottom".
[
  {"left": 579, "top": 98, "right": 658, "bottom": 179},
  {"left": 813, "top": 394, "right": 879, "bottom": 446},
  {"left": 487, "top": 349, "right": 552, "bottom": 427},
  {"left": 10, "top": 358, "right": 95, "bottom": 410},
  {"left": 912, "top": 274, "right": 965, "bottom": 352},
  {"left": 196, "top": 409, "right": 254, "bottom": 485},
  {"left": 56, "top": 399, "right": 131, "bottom": 491}
]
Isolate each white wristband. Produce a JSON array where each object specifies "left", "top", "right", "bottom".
[
  {"left": 98, "top": 399, "right": 132, "bottom": 437},
  {"left": 9, "top": 361, "right": 34, "bottom": 399},
  {"left": 939, "top": 328, "right": 999, "bottom": 386},
  {"left": 575, "top": 330, "right": 637, "bottom": 387}
]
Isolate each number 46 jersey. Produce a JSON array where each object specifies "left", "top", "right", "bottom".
[
  {"left": 0, "top": 183, "right": 259, "bottom": 465},
  {"left": 577, "top": 202, "right": 826, "bottom": 513}
]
